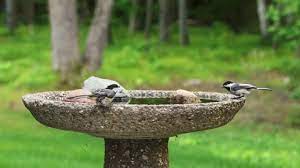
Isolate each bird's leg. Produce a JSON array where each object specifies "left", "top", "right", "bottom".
[{"left": 96, "top": 96, "right": 114, "bottom": 108}]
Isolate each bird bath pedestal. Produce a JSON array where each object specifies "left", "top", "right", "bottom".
[{"left": 22, "top": 90, "right": 245, "bottom": 168}]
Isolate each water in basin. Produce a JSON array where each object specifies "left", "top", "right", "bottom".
[{"left": 129, "top": 98, "right": 218, "bottom": 104}]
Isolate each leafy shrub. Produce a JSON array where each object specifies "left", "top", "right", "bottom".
[
  {"left": 291, "top": 87, "right": 300, "bottom": 100},
  {"left": 267, "top": 0, "right": 300, "bottom": 48}
]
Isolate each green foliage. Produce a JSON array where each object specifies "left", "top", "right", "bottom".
[
  {"left": 189, "top": 0, "right": 258, "bottom": 31},
  {"left": 266, "top": 0, "right": 300, "bottom": 97},
  {"left": 267, "top": 0, "right": 300, "bottom": 48},
  {"left": 0, "top": 23, "right": 298, "bottom": 97},
  {"left": 271, "top": 56, "right": 300, "bottom": 99},
  {"left": 112, "top": 0, "right": 131, "bottom": 25},
  {"left": 291, "top": 87, "right": 300, "bottom": 100},
  {"left": 0, "top": 26, "right": 56, "bottom": 90},
  {"left": 0, "top": 22, "right": 283, "bottom": 103}
]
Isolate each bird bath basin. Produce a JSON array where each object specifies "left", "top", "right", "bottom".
[{"left": 22, "top": 90, "right": 245, "bottom": 167}]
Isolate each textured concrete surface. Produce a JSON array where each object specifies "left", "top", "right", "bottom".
[
  {"left": 103, "top": 89, "right": 199, "bottom": 168},
  {"left": 104, "top": 138, "right": 169, "bottom": 168},
  {"left": 22, "top": 90, "right": 245, "bottom": 139}
]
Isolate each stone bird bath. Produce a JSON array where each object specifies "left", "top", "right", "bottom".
[{"left": 22, "top": 90, "right": 245, "bottom": 168}]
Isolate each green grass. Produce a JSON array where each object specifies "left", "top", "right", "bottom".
[
  {"left": 1, "top": 23, "right": 300, "bottom": 167},
  {"left": 170, "top": 125, "right": 300, "bottom": 168},
  {"left": 1, "top": 109, "right": 300, "bottom": 168},
  {"left": 0, "top": 23, "right": 298, "bottom": 90}
]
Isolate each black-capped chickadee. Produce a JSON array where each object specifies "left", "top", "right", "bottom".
[
  {"left": 67, "top": 84, "right": 130, "bottom": 107},
  {"left": 222, "top": 81, "right": 272, "bottom": 98}
]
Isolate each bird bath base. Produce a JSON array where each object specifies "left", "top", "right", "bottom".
[
  {"left": 22, "top": 90, "right": 245, "bottom": 168},
  {"left": 105, "top": 138, "right": 168, "bottom": 168}
]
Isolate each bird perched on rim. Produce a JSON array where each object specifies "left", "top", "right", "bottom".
[
  {"left": 67, "top": 76, "right": 130, "bottom": 107},
  {"left": 222, "top": 81, "right": 272, "bottom": 98}
]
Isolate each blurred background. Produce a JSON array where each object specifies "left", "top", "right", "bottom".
[{"left": 0, "top": 0, "right": 300, "bottom": 167}]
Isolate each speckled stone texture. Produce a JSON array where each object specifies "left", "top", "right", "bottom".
[
  {"left": 103, "top": 90, "right": 198, "bottom": 168},
  {"left": 22, "top": 90, "right": 245, "bottom": 139},
  {"left": 22, "top": 89, "right": 245, "bottom": 168},
  {"left": 104, "top": 139, "right": 169, "bottom": 168}
]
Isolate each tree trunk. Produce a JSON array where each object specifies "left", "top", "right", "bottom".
[
  {"left": 129, "top": 0, "right": 138, "bottom": 33},
  {"left": 168, "top": 0, "right": 177, "bottom": 24},
  {"left": 178, "top": 0, "right": 189, "bottom": 45},
  {"left": 84, "top": 0, "right": 114, "bottom": 72},
  {"left": 104, "top": 139, "right": 169, "bottom": 168},
  {"left": 22, "top": 0, "right": 34, "bottom": 25},
  {"left": 159, "top": 0, "right": 170, "bottom": 42},
  {"left": 257, "top": 0, "right": 268, "bottom": 39},
  {"left": 5, "top": 0, "right": 17, "bottom": 33},
  {"left": 48, "top": 0, "right": 81, "bottom": 82},
  {"left": 144, "top": 0, "right": 153, "bottom": 38}
]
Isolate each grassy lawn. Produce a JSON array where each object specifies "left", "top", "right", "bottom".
[
  {"left": 0, "top": 24, "right": 297, "bottom": 90},
  {"left": 1, "top": 108, "right": 300, "bottom": 168},
  {"left": 1, "top": 24, "right": 300, "bottom": 167}
]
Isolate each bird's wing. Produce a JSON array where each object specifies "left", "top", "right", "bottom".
[
  {"left": 238, "top": 83, "right": 257, "bottom": 90},
  {"left": 93, "top": 89, "right": 112, "bottom": 97},
  {"left": 105, "top": 89, "right": 116, "bottom": 98},
  {"left": 230, "top": 83, "right": 241, "bottom": 91}
]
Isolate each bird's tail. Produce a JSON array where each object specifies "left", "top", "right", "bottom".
[{"left": 257, "top": 87, "right": 272, "bottom": 91}]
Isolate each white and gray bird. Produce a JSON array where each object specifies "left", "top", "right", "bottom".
[
  {"left": 222, "top": 81, "right": 272, "bottom": 98},
  {"left": 68, "top": 76, "right": 130, "bottom": 107}
]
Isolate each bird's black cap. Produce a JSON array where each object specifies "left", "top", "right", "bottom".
[
  {"left": 106, "top": 84, "right": 120, "bottom": 90},
  {"left": 223, "top": 81, "right": 233, "bottom": 86}
]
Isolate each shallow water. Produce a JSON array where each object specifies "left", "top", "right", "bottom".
[
  {"left": 129, "top": 98, "right": 170, "bottom": 104},
  {"left": 129, "top": 98, "right": 218, "bottom": 105}
]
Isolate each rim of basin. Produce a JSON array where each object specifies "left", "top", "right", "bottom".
[
  {"left": 22, "top": 90, "right": 244, "bottom": 107},
  {"left": 22, "top": 90, "right": 245, "bottom": 139}
]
